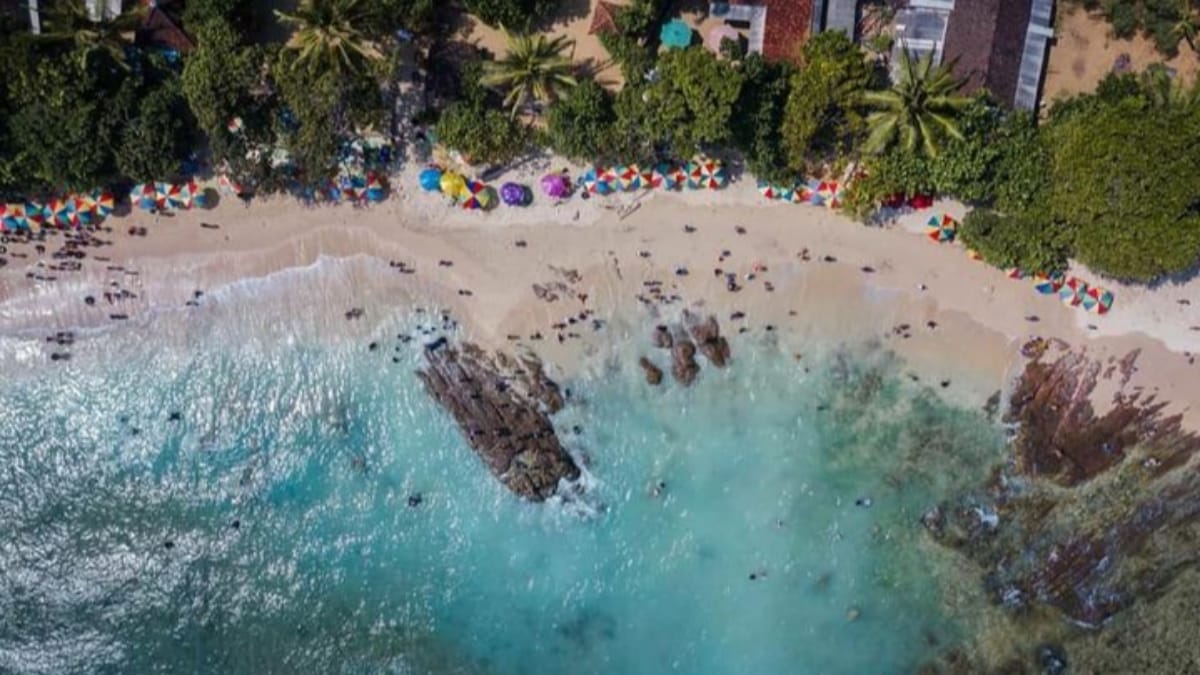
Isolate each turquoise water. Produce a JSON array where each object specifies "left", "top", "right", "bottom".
[{"left": 0, "top": 283, "right": 1005, "bottom": 674}]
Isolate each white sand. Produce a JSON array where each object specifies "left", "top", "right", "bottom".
[{"left": 2, "top": 161, "right": 1199, "bottom": 429}]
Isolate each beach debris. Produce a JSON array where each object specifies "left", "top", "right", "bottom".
[
  {"left": 638, "top": 357, "right": 664, "bottom": 386},
  {"left": 416, "top": 343, "right": 579, "bottom": 501}
]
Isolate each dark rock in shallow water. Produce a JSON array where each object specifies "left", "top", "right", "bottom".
[
  {"left": 651, "top": 325, "right": 673, "bottom": 349},
  {"left": 416, "top": 343, "right": 579, "bottom": 501},
  {"left": 671, "top": 336, "right": 700, "bottom": 386},
  {"left": 685, "top": 312, "right": 731, "bottom": 368},
  {"left": 638, "top": 357, "right": 663, "bottom": 386},
  {"left": 925, "top": 341, "right": 1200, "bottom": 630}
]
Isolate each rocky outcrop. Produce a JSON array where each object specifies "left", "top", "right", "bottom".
[
  {"left": 416, "top": 341, "right": 579, "bottom": 501},
  {"left": 651, "top": 325, "right": 673, "bottom": 349},
  {"left": 638, "top": 357, "right": 663, "bottom": 386},
  {"left": 925, "top": 341, "right": 1200, "bottom": 628},
  {"left": 670, "top": 336, "right": 700, "bottom": 385},
  {"left": 685, "top": 312, "right": 731, "bottom": 368}
]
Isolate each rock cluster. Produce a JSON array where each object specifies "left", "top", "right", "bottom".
[
  {"left": 640, "top": 313, "right": 731, "bottom": 386},
  {"left": 417, "top": 341, "right": 579, "bottom": 501}
]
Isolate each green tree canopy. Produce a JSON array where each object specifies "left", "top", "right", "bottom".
[
  {"left": 544, "top": 78, "right": 616, "bottom": 161},
  {"left": 465, "top": 0, "right": 561, "bottom": 30},
  {"left": 732, "top": 53, "right": 793, "bottom": 183},
  {"left": 781, "top": 31, "right": 872, "bottom": 171},
  {"left": 435, "top": 100, "right": 530, "bottom": 165},
  {"left": 116, "top": 79, "right": 194, "bottom": 182},
  {"left": 633, "top": 46, "right": 744, "bottom": 157},
  {"left": 1046, "top": 95, "right": 1200, "bottom": 281},
  {"left": 958, "top": 209, "right": 1072, "bottom": 274}
]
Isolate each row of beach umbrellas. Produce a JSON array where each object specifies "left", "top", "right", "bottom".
[
  {"left": 131, "top": 180, "right": 211, "bottom": 211},
  {"left": 759, "top": 179, "right": 843, "bottom": 209},
  {"left": 954, "top": 215, "right": 1116, "bottom": 315},
  {"left": 1, "top": 189, "right": 116, "bottom": 231},
  {"left": 582, "top": 158, "right": 729, "bottom": 194}
]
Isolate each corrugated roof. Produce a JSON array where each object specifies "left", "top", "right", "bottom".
[
  {"left": 732, "top": 0, "right": 814, "bottom": 63},
  {"left": 942, "top": 0, "right": 1033, "bottom": 107}
]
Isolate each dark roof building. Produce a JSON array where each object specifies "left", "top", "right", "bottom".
[
  {"left": 136, "top": 5, "right": 193, "bottom": 53},
  {"left": 715, "top": 0, "right": 856, "bottom": 63},
  {"left": 893, "top": 0, "right": 1053, "bottom": 110},
  {"left": 588, "top": 1, "right": 621, "bottom": 36}
]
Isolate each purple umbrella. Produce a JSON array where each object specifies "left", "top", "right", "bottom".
[
  {"left": 501, "top": 182, "right": 527, "bottom": 206},
  {"left": 540, "top": 173, "right": 567, "bottom": 198}
]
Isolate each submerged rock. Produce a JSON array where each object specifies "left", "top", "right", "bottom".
[
  {"left": 416, "top": 342, "right": 579, "bottom": 501},
  {"left": 671, "top": 336, "right": 700, "bottom": 386},
  {"left": 686, "top": 312, "right": 731, "bottom": 368}
]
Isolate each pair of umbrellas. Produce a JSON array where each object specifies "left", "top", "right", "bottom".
[
  {"left": 926, "top": 214, "right": 958, "bottom": 243},
  {"left": 131, "top": 180, "right": 207, "bottom": 211}
]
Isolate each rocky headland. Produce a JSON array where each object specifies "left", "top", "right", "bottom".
[{"left": 920, "top": 340, "right": 1200, "bottom": 672}]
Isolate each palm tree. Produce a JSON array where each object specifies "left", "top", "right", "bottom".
[
  {"left": 862, "top": 50, "right": 972, "bottom": 158},
  {"left": 36, "top": 0, "right": 146, "bottom": 70},
  {"left": 275, "top": 0, "right": 382, "bottom": 76},
  {"left": 1140, "top": 63, "right": 1200, "bottom": 107},
  {"left": 482, "top": 29, "right": 578, "bottom": 117},
  {"left": 1171, "top": 0, "right": 1198, "bottom": 52}
]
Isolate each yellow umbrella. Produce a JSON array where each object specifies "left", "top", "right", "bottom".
[{"left": 439, "top": 172, "right": 467, "bottom": 198}]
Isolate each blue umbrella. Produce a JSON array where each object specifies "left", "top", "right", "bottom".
[{"left": 419, "top": 167, "right": 443, "bottom": 192}]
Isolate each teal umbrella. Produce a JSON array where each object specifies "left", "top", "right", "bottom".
[{"left": 660, "top": 19, "right": 693, "bottom": 49}]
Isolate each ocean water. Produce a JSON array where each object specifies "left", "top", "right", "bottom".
[{"left": 0, "top": 262, "right": 1006, "bottom": 674}]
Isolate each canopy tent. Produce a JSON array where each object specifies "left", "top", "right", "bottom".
[
  {"left": 705, "top": 25, "right": 741, "bottom": 54},
  {"left": 540, "top": 173, "right": 568, "bottom": 198},
  {"left": 660, "top": 19, "right": 693, "bottom": 49},
  {"left": 500, "top": 182, "right": 528, "bottom": 206},
  {"left": 420, "top": 167, "right": 443, "bottom": 192}
]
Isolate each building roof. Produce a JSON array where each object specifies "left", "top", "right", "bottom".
[
  {"left": 589, "top": 0, "right": 621, "bottom": 35},
  {"left": 136, "top": 6, "right": 193, "bottom": 53},
  {"left": 941, "top": 0, "right": 1032, "bottom": 107},
  {"left": 733, "top": 0, "right": 813, "bottom": 63}
]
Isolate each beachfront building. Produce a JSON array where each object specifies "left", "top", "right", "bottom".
[
  {"left": 706, "top": 0, "right": 861, "bottom": 63},
  {"left": 892, "top": 0, "right": 1055, "bottom": 110}
]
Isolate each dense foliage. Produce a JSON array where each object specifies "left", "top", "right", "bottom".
[
  {"left": 781, "top": 32, "right": 872, "bottom": 172},
  {"left": 731, "top": 54, "right": 793, "bottom": 183},
  {"left": 544, "top": 79, "right": 616, "bottom": 161},
  {"left": 958, "top": 210, "right": 1072, "bottom": 273},
  {"left": 435, "top": 61, "right": 530, "bottom": 165},
  {"left": 465, "top": 0, "right": 561, "bottom": 30},
  {"left": 1046, "top": 91, "right": 1200, "bottom": 281},
  {"left": 632, "top": 47, "right": 744, "bottom": 157},
  {"left": 1068, "top": 0, "right": 1198, "bottom": 57}
]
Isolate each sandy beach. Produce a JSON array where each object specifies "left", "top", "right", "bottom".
[{"left": 3, "top": 166, "right": 1200, "bottom": 428}]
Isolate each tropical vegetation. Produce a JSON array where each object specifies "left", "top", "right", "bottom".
[{"left": 2, "top": 0, "right": 1200, "bottom": 282}]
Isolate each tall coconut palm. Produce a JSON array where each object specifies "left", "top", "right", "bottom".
[
  {"left": 275, "top": 0, "right": 382, "bottom": 76},
  {"left": 862, "top": 50, "right": 972, "bottom": 158},
  {"left": 36, "top": 0, "right": 146, "bottom": 70},
  {"left": 482, "top": 29, "right": 577, "bottom": 117}
]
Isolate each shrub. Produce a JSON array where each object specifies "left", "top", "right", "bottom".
[
  {"left": 544, "top": 78, "right": 616, "bottom": 162},
  {"left": 958, "top": 210, "right": 1072, "bottom": 273}
]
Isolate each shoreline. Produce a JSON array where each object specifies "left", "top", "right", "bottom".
[{"left": 2, "top": 177, "right": 1199, "bottom": 427}]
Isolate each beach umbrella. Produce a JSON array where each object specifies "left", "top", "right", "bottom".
[
  {"left": 584, "top": 167, "right": 614, "bottom": 195},
  {"left": 419, "top": 167, "right": 443, "bottom": 192},
  {"left": 182, "top": 178, "right": 203, "bottom": 208},
  {"left": 91, "top": 188, "right": 115, "bottom": 218},
  {"left": 1058, "top": 278, "right": 1085, "bottom": 306},
  {"left": 706, "top": 163, "right": 729, "bottom": 189},
  {"left": 1034, "top": 272, "right": 1065, "bottom": 295},
  {"left": 73, "top": 194, "right": 97, "bottom": 225},
  {"left": 500, "top": 182, "right": 527, "bottom": 206},
  {"left": 227, "top": 116, "right": 244, "bottom": 134},
  {"left": 660, "top": 19, "right": 693, "bottom": 49},
  {"left": 705, "top": 24, "right": 741, "bottom": 54},
  {"left": 364, "top": 173, "right": 386, "bottom": 202},
  {"left": 163, "top": 183, "right": 188, "bottom": 210},
  {"left": 1088, "top": 286, "right": 1115, "bottom": 315},
  {"left": 639, "top": 165, "right": 654, "bottom": 188},
  {"left": 925, "top": 214, "right": 956, "bottom": 243},
  {"left": 461, "top": 181, "right": 495, "bottom": 210},
  {"left": 540, "top": 173, "right": 568, "bottom": 198},
  {"left": 1005, "top": 267, "right": 1025, "bottom": 280},
  {"left": 612, "top": 164, "right": 630, "bottom": 190},
  {"left": 1080, "top": 289, "right": 1099, "bottom": 312},
  {"left": 1, "top": 203, "right": 23, "bottom": 230},
  {"left": 618, "top": 164, "right": 643, "bottom": 191},
  {"left": 652, "top": 163, "right": 682, "bottom": 190},
  {"left": 778, "top": 184, "right": 795, "bottom": 202},
  {"left": 25, "top": 201, "right": 46, "bottom": 227},
  {"left": 45, "top": 198, "right": 70, "bottom": 228},
  {"left": 685, "top": 160, "right": 704, "bottom": 189},
  {"left": 966, "top": 248, "right": 984, "bottom": 261},
  {"left": 758, "top": 179, "right": 779, "bottom": 200},
  {"left": 440, "top": 172, "right": 467, "bottom": 199}
]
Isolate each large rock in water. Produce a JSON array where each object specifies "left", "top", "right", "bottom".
[
  {"left": 685, "top": 312, "right": 731, "bottom": 368},
  {"left": 416, "top": 342, "right": 580, "bottom": 501}
]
